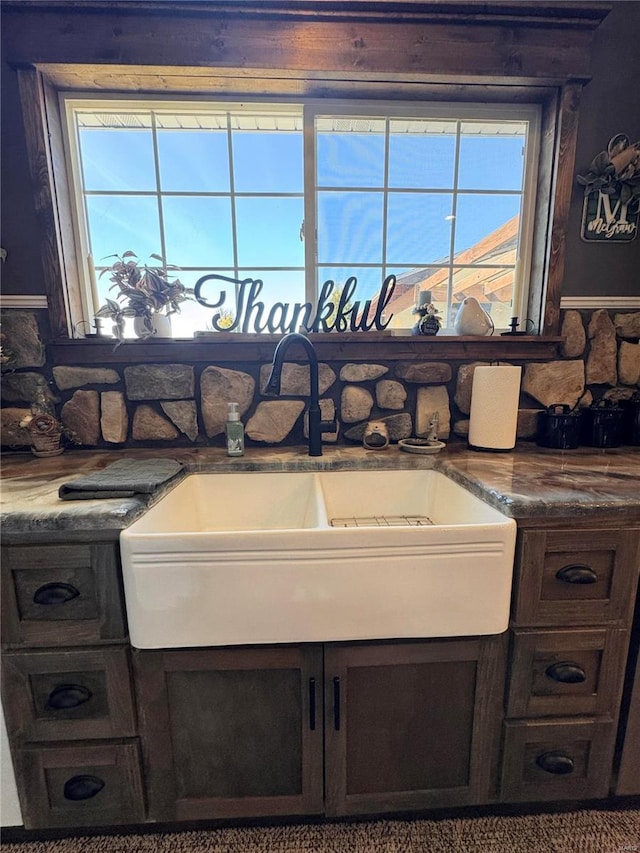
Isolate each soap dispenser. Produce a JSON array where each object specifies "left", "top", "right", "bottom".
[{"left": 226, "top": 402, "right": 245, "bottom": 457}]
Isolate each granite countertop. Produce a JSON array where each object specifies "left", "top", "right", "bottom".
[{"left": 1, "top": 443, "right": 639, "bottom": 535}]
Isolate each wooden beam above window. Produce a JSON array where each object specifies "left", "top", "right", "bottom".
[{"left": 4, "top": 2, "right": 607, "bottom": 84}]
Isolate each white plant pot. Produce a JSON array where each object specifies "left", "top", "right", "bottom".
[{"left": 133, "top": 313, "right": 172, "bottom": 339}]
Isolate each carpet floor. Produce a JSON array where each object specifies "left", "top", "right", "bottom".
[{"left": 2, "top": 810, "right": 640, "bottom": 853}]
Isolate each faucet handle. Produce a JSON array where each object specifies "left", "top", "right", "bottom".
[{"left": 320, "top": 416, "right": 338, "bottom": 435}]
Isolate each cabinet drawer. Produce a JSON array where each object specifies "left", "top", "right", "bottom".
[
  {"left": 501, "top": 718, "right": 615, "bottom": 802},
  {"left": 16, "top": 740, "right": 145, "bottom": 829},
  {"left": 2, "top": 647, "right": 137, "bottom": 743},
  {"left": 507, "top": 628, "right": 628, "bottom": 719},
  {"left": 513, "top": 530, "right": 639, "bottom": 627},
  {"left": 1, "top": 543, "right": 126, "bottom": 647}
]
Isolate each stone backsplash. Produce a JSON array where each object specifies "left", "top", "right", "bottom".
[{"left": 1, "top": 308, "right": 639, "bottom": 450}]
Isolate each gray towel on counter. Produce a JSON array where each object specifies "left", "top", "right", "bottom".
[{"left": 59, "top": 458, "right": 183, "bottom": 500}]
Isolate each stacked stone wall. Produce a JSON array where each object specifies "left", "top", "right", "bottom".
[{"left": 1, "top": 309, "right": 639, "bottom": 450}]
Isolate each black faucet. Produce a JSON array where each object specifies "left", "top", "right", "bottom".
[{"left": 264, "top": 332, "right": 336, "bottom": 457}]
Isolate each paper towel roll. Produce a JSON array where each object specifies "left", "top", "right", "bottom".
[{"left": 468, "top": 365, "right": 522, "bottom": 451}]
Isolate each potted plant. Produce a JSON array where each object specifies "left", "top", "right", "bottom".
[{"left": 94, "top": 252, "right": 195, "bottom": 340}]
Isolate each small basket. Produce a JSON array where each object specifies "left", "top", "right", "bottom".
[{"left": 27, "top": 414, "right": 64, "bottom": 457}]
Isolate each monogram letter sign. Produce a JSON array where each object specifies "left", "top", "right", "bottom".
[{"left": 577, "top": 133, "right": 640, "bottom": 243}]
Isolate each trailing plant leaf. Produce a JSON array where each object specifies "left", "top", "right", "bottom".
[{"left": 93, "top": 252, "right": 194, "bottom": 340}]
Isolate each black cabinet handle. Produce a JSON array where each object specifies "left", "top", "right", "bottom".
[
  {"left": 333, "top": 677, "right": 341, "bottom": 731},
  {"left": 545, "top": 662, "right": 587, "bottom": 684},
  {"left": 47, "top": 684, "right": 93, "bottom": 710},
  {"left": 63, "top": 775, "right": 105, "bottom": 801},
  {"left": 556, "top": 565, "right": 598, "bottom": 585},
  {"left": 33, "top": 582, "right": 80, "bottom": 606},
  {"left": 536, "top": 751, "right": 575, "bottom": 775},
  {"left": 309, "top": 677, "right": 316, "bottom": 731}
]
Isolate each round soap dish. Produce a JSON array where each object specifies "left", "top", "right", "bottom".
[{"left": 398, "top": 438, "right": 446, "bottom": 455}]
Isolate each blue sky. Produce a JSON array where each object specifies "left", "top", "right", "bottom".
[{"left": 80, "top": 124, "right": 524, "bottom": 309}]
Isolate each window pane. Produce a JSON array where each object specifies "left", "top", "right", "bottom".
[
  {"left": 386, "top": 193, "right": 453, "bottom": 265},
  {"left": 235, "top": 269, "right": 306, "bottom": 332},
  {"left": 235, "top": 197, "right": 304, "bottom": 267},
  {"left": 453, "top": 195, "right": 521, "bottom": 256},
  {"left": 174, "top": 269, "right": 229, "bottom": 332},
  {"left": 391, "top": 266, "right": 450, "bottom": 304},
  {"left": 388, "top": 121, "right": 456, "bottom": 189},
  {"left": 451, "top": 266, "right": 516, "bottom": 328},
  {"left": 157, "top": 130, "right": 230, "bottom": 192},
  {"left": 317, "top": 192, "right": 383, "bottom": 264},
  {"left": 317, "top": 266, "right": 384, "bottom": 302},
  {"left": 317, "top": 124, "right": 385, "bottom": 188},
  {"left": 458, "top": 123, "right": 526, "bottom": 191},
  {"left": 385, "top": 266, "right": 449, "bottom": 329},
  {"left": 86, "top": 195, "right": 161, "bottom": 261},
  {"left": 80, "top": 128, "right": 156, "bottom": 191},
  {"left": 163, "top": 196, "right": 234, "bottom": 267},
  {"left": 233, "top": 131, "right": 303, "bottom": 193},
  {"left": 168, "top": 299, "right": 210, "bottom": 337}
]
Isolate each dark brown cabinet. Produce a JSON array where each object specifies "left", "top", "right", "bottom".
[
  {"left": 501, "top": 717, "right": 615, "bottom": 802},
  {"left": 134, "top": 636, "right": 506, "bottom": 822},
  {"left": 17, "top": 740, "right": 145, "bottom": 829},
  {"left": 512, "top": 529, "right": 638, "bottom": 628},
  {"left": 2, "top": 646, "right": 137, "bottom": 743},
  {"left": 134, "top": 645, "right": 324, "bottom": 821},
  {"left": 501, "top": 525, "right": 640, "bottom": 804},
  {"left": 324, "top": 638, "right": 506, "bottom": 816},
  {"left": 1, "top": 539, "right": 141, "bottom": 830},
  {"left": 616, "top": 649, "right": 640, "bottom": 795},
  {"left": 1, "top": 543, "right": 127, "bottom": 648},
  {"left": 3, "top": 521, "right": 638, "bottom": 829}
]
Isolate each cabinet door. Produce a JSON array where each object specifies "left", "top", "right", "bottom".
[
  {"left": 17, "top": 740, "right": 145, "bottom": 829},
  {"left": 2, "top": 646, "right": 136, "bottom": 743},
  {"left": 1, "top": 544, "right": 126, "bottom": 648},
  {"left": 513, "top": 530, "right": 639, "bottom": 627},
  {"left": 134, "top": 645, "right": 323, "bottom": 822},
  {"left": 501, "top": 718, "right": 615, "bottom": 802},
  {"left": 507, "top": 628, "right": 628, "bottom": 719},
  {"left": 616, "top": 650, "right": 640, "bottom": 795},
  {"left": 324, "top": 636, "right": 506, "bottom": 816}
]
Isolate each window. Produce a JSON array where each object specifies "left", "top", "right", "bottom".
[{"left": 63, "top": 96, "right": 540, "bottom": 336}]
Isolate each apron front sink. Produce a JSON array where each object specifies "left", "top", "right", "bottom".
[{"left": 120, "top": 469, "right": 516, "bottom": 648}]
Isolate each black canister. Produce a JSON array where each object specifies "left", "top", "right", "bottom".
[
  {"left": 537, "top": 404, "right": 581, "bottom": 449},
  {"left": 621, "top": 393, "right": 640, "bottom": 446},
  {"left": 582, "top": 400, "right": 624, "bottom": 448}
]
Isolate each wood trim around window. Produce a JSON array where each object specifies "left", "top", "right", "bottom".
[
  {"left": 12, "top": 0, "right": 599, "bottom": 345},
  {"left": 16, "top": 67, "right": 85, "bottom": 339},
  {"left": 543, "top": 82, "right": 583, "bottom": 336},
  {"left": 18, "top": 67, "right": 583, "bottom": 345}
]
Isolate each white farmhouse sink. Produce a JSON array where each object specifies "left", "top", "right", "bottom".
[{"left": 120, "top": 469, "right": 516, "bottom": 648}]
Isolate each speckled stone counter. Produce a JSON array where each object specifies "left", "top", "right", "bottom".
[
  {"left": 0, "top": 446, "right": 437, "bottom": 536},
  {"left": 1, "top": 442, "right": 639, "bottom": 536},
  {"left": 438, "top": 445, "right": 640, "bottom": 520}
]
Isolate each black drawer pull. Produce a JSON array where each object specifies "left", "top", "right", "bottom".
[
  {"left": 47, "top": 684, "right": 93, "bottom": 710},
  {"left": 555, "top": 565, "right": 598, "bottom": 585},
  {"left": 63, "top": 775, "right": 105, "bottom": 801},
  {"left": 309, "top": 677, "right": 316, "bottom": 731},
  {"left": 545, "top": 662, "right": 587, "bottom": 684},
  {"left": 33, "top": 582, "right": 80, "bottom": 606},
  {"left": 536, "top": 751, "right": 575, "bottom": 775},
  {"left": 333, "top": 677, "right": 341, "bottom": 731}
]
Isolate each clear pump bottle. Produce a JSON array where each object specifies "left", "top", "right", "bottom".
[{"left": 226, "top": 402, "right": 245, "bottom": 457}]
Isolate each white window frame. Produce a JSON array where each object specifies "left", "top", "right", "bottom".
[{"left": 62, "top": 93, "right": 540, "bottom": 333}]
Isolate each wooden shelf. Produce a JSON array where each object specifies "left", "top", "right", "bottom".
[{"left": 50, "top": 334, "right": 563, "bottom": 364}]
